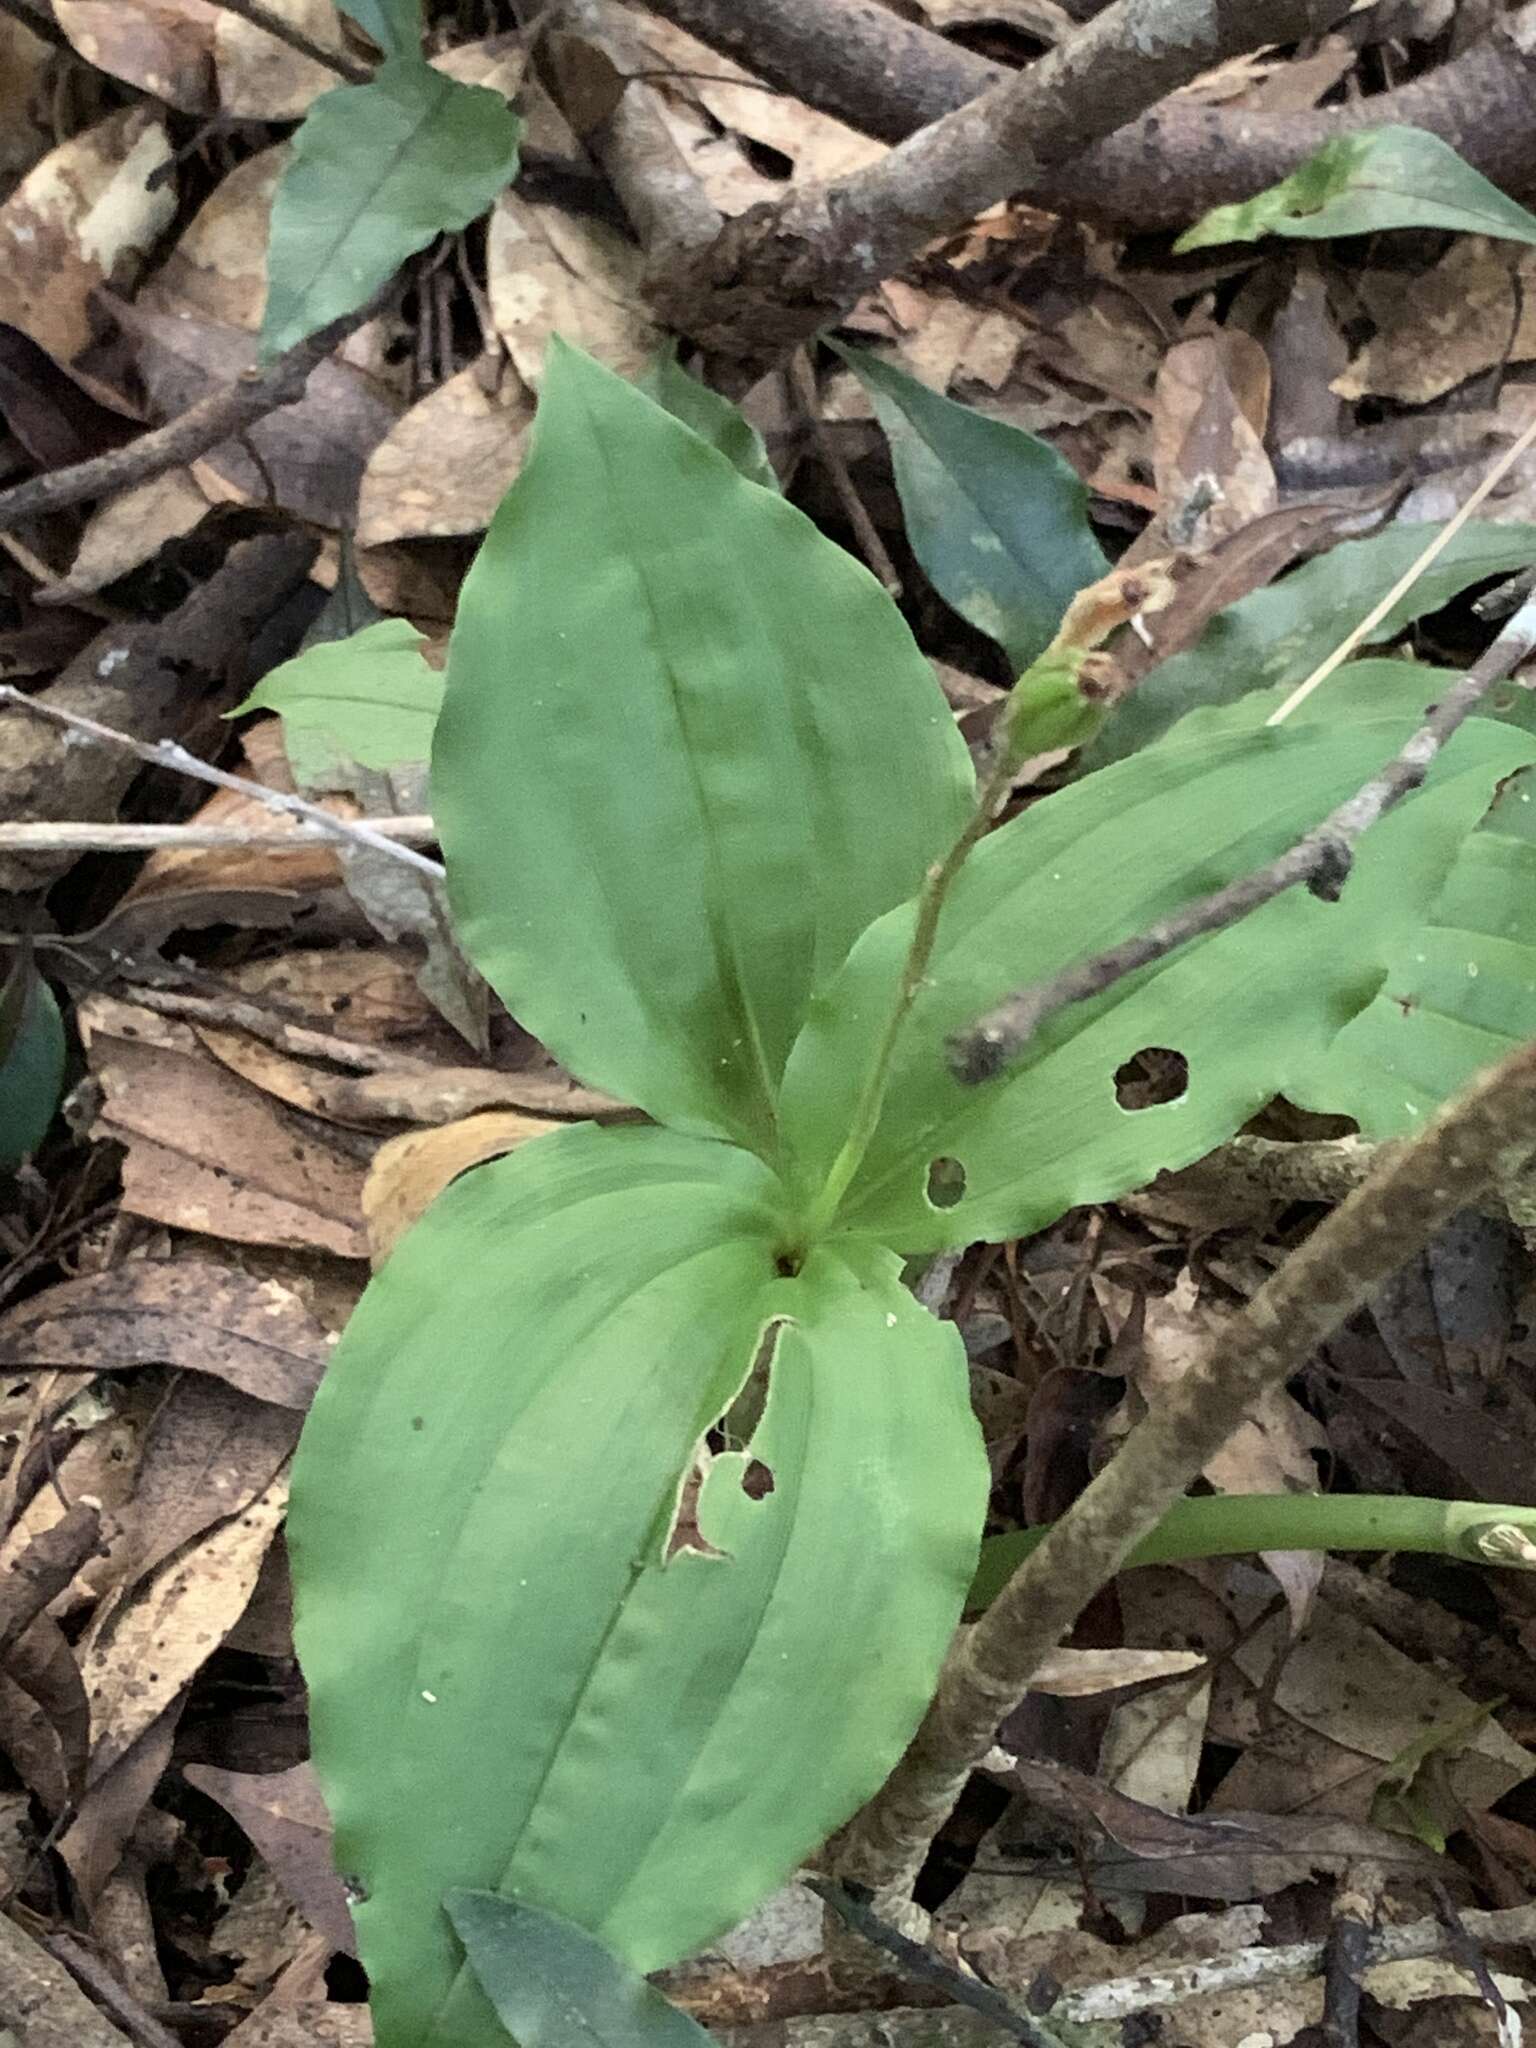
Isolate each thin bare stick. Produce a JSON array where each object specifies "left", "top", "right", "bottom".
[
  {"left": 1267, "top": 410, "right": 1536, "bottom": 725},
  {"left": 0, "top": 816, "right": 435, "bottom": 853},
  {"left": 790, "top": 350, "right": 902, "bottom": 597},
  {"left": 204, "top": 0, "right": 369, "bottom": 79},
  {"left": 952, "top": 591, "right": 1536, "bottom": 1085},
  {"left": 837, "top": 1030, "right": 1536, "bottom": 1892},
  {"left": 0, "top": 689, "right": 446, "bottom": 881},
  {"left": 0, "top": 295, "right": 387, "bottom": 537},
  {"left": 1048, "top": 1902, "right": 1536, "bottom": 2028}
]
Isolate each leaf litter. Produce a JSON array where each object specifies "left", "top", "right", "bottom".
[{"left": 4, "top": 6, "right": 1536, "bottom": 2046}]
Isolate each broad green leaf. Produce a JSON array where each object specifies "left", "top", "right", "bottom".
[
  {"left": 835, "top": 343, "right": 1108, "bottom": 670},
  {"left": 1083, "top": 521, "right": 1536, "bottom": 770},
  {"left": 1289, "top": 762, "right": 1536, "bottom": 1134},
  {"left": 0, "top": 952, "right": 64, "bottom": 1168},
  {"left": 447, "top": 1894, "right": 712, "bottom": 2048},
  {"left": 1176, "top": 127, "right": 1536, "bottom": 253},
  {"left": 233, "top": 619, "right": 443, "bottom": 787},
  {"left": 290, "top": 1122, "right": 986, "bottom": 2048},
  {"left": 261, "top": 60, "right": 522, "bottom": 359},
  {"left": 337, "top": 0, "right": 421, "bottom": 56},
  {"left": 436, "top": 341, "right": 975, "bottom": 1152},
  {"left": 639, "top": 344, "right": 778, "bottom": 491},
  {"left": 780, "top": 662, "right": 1536, "bottom": 1252}
]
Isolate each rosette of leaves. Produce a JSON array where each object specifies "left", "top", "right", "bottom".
[{"left": 288, "top": 343, "right": 1536, "bottom": 2048}]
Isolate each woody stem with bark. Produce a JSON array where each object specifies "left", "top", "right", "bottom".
[{"left": 836, "top": 1033, "right": 1536, "bottom": 1892}]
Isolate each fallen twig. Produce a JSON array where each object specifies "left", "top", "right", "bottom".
[
  {"left": 0, "top": 689, "right": 446, "bottom": 881},
  {"left": 202, "top": 0, "right": 368, "bottom": 79},
  {"left": 655, "top": 0, "right": 1352, "bottom": 370},
  {"left": 951, "top": 588, "right": 1536, "bottom": 1084},
  {"left": 0, "top": 294, "right": 389, "bottom": 537},
  {"left": 640, "top": 0, "right": 1536, "bottom": 233},
  {"left": 837, "top": 1029, "right": 1536, "bottom": 1891},
  {"left": 0, "top": 815, "right": 435, "bottom": 853}
]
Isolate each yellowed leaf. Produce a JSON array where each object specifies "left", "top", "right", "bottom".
[{"left": 363, "top": 1111, "right": 561, "bottom": 1265}]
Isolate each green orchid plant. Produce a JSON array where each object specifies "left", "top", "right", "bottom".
[{"left": 285, "top": 340, "right": 1536, "bottom": 2048}]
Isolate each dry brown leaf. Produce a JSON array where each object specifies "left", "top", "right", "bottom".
[
  {"left": 61, "top": 1694, "right": 181, "bottom": 1909},
  {"left": 78, "top": 1467, "right": 289, "bottom": 1782},
  {"left": 0, "top": 1260, "right": 333, "bottom": 1410},
  {"left": 54, "top": 0, "right": 218, "bottom": 110},
  {"left": 152, "top": 145, "right": 285, "bottom": 332},
  {"left": 1339, "top": 237, "right": 1536, "bottom": 406},
  {"left": 488, "top": 193, "right": 660, "bottom": 385},
  {"left": 185, "top": 1762, "right": 358, "bottom": 1957},
  {"left": 638, "top": 16, "right": 886, "bottom": 183},
  {"left": 0, "top": 108, "right": 176, "bottom": 366},
  {"left": 60, "top": 469, "right": 216, "bottom": 596},
  {"left": 213, "top": 0, "right": 343, "bottom": 119},
  {"left": 1210, "top": 1590, "right": 1532, "bottom": 1822},
  {"left": 363, "top": 1110, "right": 562, "bottom": 1264},
  {"left": 1027, "top": 1646, "right": 1205, "bottom": 1697},
  {"left": 358, "top": 355, "right": 534, "bottom": 545},
  {"left": 114, "top": 298, "right": 397, "bottom": 526},
  {"left": 1150, "top": 332, "right": 1276, "bottom": 545},
  {"left": 78, "top": 996, "right": 370, "bottom": 1259},
  {"left": 222, "top": 2002, "right": 372, "bottom": 2047},
  {"left": 0, "top": 16, "right": 53, "bottom": 182}
]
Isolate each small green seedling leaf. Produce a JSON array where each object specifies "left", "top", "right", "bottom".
[
  {"left": 447, "top": 1893, "right": 713, "bottom": 2048},
  {"left": 0, "top": 950, "right": 65, "bottom": 1169},
  {"left": 291, "top": 1123, "right": 986, "bottom": 2046},
  {"left": 1371, "top": 1698, "right": 1500, "bottom": 1853},
  {"left": 1177, "top": 126, "right": 1536, "bottom": 253},
  {"left": 639, "top": 344, "right": 778, "bottom": 491},
  {"left": 833, "top": 343, "right": 1109, "bottom": 670},
  {"left": 261, "top": 60, "right": 522, "bottom": 359},
  {"left": 437, "top": 340, "right": 973, "bottom": 1152},
  {"left": 1082, "top": 519, "right": 1536, "bottom": 770},
  {"left": 336, "top": 0, "right": 421, "bottom": 56},
  {"left": 233, "top": 619, "right": 443, "bottom": 787}
]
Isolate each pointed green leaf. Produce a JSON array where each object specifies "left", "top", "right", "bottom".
[
  {"left": 337, "top": 0, "right": 421, "bottom": 56},
  {"left": 1176, "top": 126, "right": 1536, "bottom": 253},
  {"left": 638, "top": 345, "right": 778, "bottom": 491},
  {"left": 447, "top": 1894, "right": 712, "bottom": 2048},
  {"left": 261, "top": 60, "right": 521, "bottom": 359},
  {"left": 436, "top": 341, "right": 975, "bottom": 1152},
  {"left": 233, "top": 619, "right": 443, "bottom": 787},
  {"left": 0, "top": 952, "right": 64, "bottom": 1168},
  {"left": 780, "top": 663, "right": 1536, "bottom": 1251},
  {"left": 290, "top": 1123, "right": 986, "bottom": 2048},
  {"left": 835, "top": 343, "right": 1108, "bottom": 671},
  {"left": 1289, "top": 760, "right": 1536, "bottom": 1133},
  {"left": 1082, "top": 522, "right": 1536, "bottom": 771}
]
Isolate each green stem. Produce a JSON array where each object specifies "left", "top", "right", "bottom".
[
  {"left": 967, "top": 1493, "right": 1536, "bottom": 1615},
  {"left": 801, "top": 755, "right": 1014, "bottom": 1241}
]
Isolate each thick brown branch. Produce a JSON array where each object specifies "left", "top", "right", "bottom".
[
  {"left": 951, "top": 587, "right": 1536, "bottom": 1084},
  {"left": 640, "top": 0, "right": 1536, "bottom": 234},
  {"left": 837, "top": 1029, "right": 1536, "bottom": 1891},
  {"left": 650, "top": 0, "right": 1351, "bottom": 370}
]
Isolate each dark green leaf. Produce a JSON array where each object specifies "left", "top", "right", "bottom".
[
  {"left": 336, "top": 0, "right": 421, "bottom": 56},
  {"left": 290, "top": 1123, "right": 986, "bottom": 2047},
  {"left": 638, "top": 344, "right": 778, "bottom": 491},
  {"left": 261, "top": 60, "right": 522, "bottom": 359},
  {"left": 1176, "top": 126, "right": 1536, "bottom": 253},
  {"left": 233, "top": 619, "right": 443, "bottom": 787},
  {"left": 448, "top": 1893, "right": 712, "bottom": 2048},
  {"left": 780, "top": 662, "right": 1536, "bottom": 1251},
  {"left": 1082, "top": 522, "right": 1536, "bottom": 770},
  {"left": 436, "top": 341, "right": 974, "bottom": 1152},
  {"left": 833, "top": 343, "right": 1108, "bottom": 670},
  {"left": 0, "top": 951, "right": 65, "bottom": 1168}
]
